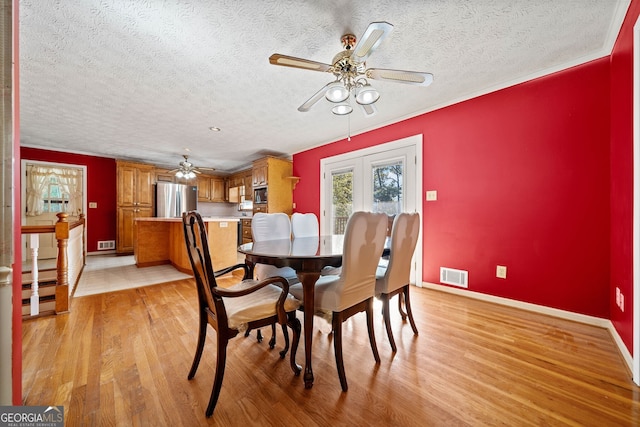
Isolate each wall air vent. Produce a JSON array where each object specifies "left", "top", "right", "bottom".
[
  {"left": 440, "top": 267, "right": 468, "bottom": 288},
  {"left": 97, "top": 240, "right": 115, "bottom": 250}
]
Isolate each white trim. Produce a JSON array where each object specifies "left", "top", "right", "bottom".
[
  {"left": 633, "top": 15, "right": 640, "bottom": 386},
  {"left": 319, "top": 134, "right": 423, "bottom": 285},
  {"left": 421, "top": 281, "right": 634, "bottom": 374}
]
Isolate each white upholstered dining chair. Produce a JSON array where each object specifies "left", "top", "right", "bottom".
[
  {"left": 375, "top": 212, "right": 420, "bottom": 352},
  {"left": 249, "top": 212, "right": 299, "bottom": 344},
  {"left": 291, "top": 212, "right": 319, "bottom": 238},
  {"left": 251, "top": 213, "right": 298, "bottom": 284},
  {"left": 289, "top": 211, "right": 388, "bottom": 391}
]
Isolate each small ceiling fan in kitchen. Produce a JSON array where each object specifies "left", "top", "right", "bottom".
[
  {"left": 269, "top": 21, "right": 433, "bottom": 116},
  {"left": 168, "top": 155, "right": 214, "bottom": 179}
]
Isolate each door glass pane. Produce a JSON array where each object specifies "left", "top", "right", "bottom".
[
  {"left": 371, "top": 160, "right": 403, "bottom": 215},
  {"left": 331, "top": 170, "right": 353, "bottom": 235}
]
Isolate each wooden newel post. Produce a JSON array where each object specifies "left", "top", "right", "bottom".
[{"left": 55, "top": 213, "right": 70, "bottom": 313}]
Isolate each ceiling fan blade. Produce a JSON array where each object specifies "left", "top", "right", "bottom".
[
  {"left": 366, "top": 68, "right": 434, "bottom": 87},
  {"left": 167, "top": 168, "right": 179, "bottom": 173},
  {"left": 359, "top": 103, "right": 377, "bottom": 116},
  {"left": 298, "top": 82, "right": 335, "bottom": 112},
  {"left": 269, "top": 54, "right": 332, "bottom": 72},
  {"left": 350, "top": 21, "right": 394, "bottom": 64}
]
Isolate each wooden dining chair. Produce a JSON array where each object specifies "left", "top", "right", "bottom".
[
  {"left": 182, "top": 211, "right": 302, "bottom": 417},
  {"left": 289, "top": 211, "right": 388, "bottom": 391},
  {"left": 375, "top": 212, "right": 420, "bottom": 352}
]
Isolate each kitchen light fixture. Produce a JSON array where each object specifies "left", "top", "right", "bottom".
[{"left": 169, "top": 155, "right": 213, "bottom": 179}]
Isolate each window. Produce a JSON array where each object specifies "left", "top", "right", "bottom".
[{"left": 42, "top": 175, "right": 70, "bottom": 213}]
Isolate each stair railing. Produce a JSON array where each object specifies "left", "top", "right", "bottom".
[{"left": 21, "top": 213, "right": 86, "bottom": 315}]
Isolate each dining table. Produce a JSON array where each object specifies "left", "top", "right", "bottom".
[
  {"left": 239, "top": 235, "right": 346, "bottom": 388},
  {"left": 238, "top": 234, "right": 388, "bottom": 389}
]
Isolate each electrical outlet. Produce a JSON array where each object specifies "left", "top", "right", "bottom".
[
  {"left": 616, "top": 287, "right": 621, "bottom": 307},
  {"left": 89, "top": 202, "right": 97, "bottom": 208},
  {"left": 496, "top": 265, "right": 507, "bottom": 279},
  {"left": 426, "top": 190, "right": 437, "bottom": 201},
  {"left": 620, "top": 292, "right": 624, "bottom": 312}
]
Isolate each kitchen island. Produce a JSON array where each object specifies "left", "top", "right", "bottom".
[{"left": 134, "top": 217, "right": 240, "bottom": 273}]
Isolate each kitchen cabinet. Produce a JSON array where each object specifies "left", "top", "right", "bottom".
[
  {"left": 241, "top": 218, "right": 252, "bottom": 244},
  {"left": 154, "top": 168, "right": 176, "bottom": 183},
  {"left": 197, "top": 174, "right": 226, "bottom": 202},
  {"left": 227, "top": 168, "right": 252, "bottom": 203},
  {"left": 252, "top": 158, "right": 268, "bottom": 187},
  {"left": 116, "top": 161, "right": 155, "bottom": 254},
  {"left": 251, "top": 156, "right": 293, "bottom": 214},
  {"left": 134, "top": 217, "right": 239, "bottom": 272},
  {"left": 243, "top": 169, "right": 253, "bottom": 201}
]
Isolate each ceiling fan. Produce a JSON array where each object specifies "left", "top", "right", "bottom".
[
  {"left": 168, "top": 155, "right": 214, "bottom": 179},
  {"left": 269, "top": 21, "right": 433, "bottom": 116}
]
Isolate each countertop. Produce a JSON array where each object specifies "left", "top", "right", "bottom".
[{"left": 136, "top": 217, "right": 240, "bottom": 222}]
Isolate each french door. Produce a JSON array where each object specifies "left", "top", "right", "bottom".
[{"left": 320, "top": 135, "right": 422, "bottom": 285}]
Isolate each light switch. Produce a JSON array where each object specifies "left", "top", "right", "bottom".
[
  {"left": 426, "top": 190, "right": 437, "bottom": 201},
  {"left": 89, "top": 202, "right": 97, "bottom": 208},
  {"left": 220, "top": 222, "right": 228, "bottom": 227}
]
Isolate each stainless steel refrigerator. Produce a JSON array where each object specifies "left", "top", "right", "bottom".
[{"left": 155, "top": 182, "right": 198, "bottom": 218}]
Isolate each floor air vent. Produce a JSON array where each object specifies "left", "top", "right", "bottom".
[
  {"left": 98, "top": 240, "right": 115, "bottom": 250},
  {"left": 440, "top": 267, "right": 468, "bottom": 288}
]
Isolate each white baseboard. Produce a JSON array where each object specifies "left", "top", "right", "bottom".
[
  {"left": 86, "top": 250, "right": 116, "bottom": 256},
  {"left": 420, "top": 282, "right": 633, "bottom": 375}
]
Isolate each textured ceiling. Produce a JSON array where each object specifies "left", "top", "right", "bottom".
[{"left": 19, "top": 0, "right": 630, "bottom": 173}]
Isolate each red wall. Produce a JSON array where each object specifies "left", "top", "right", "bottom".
[
  {"left": 20, "top": 147, "right": 117, "bottom": 253},
  {"left": 294, "top": 58, "right": 611, "bottom": 319},
  {"left": 609, "top": 1, "right": 640, "bottom": 352}
]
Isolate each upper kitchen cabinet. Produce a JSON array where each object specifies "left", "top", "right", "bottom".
[
  {"left": 154, "top": 167, "right": 176, "bottom": 183},
  {"left": 243, "top": 169, "right": 253, "bottom": 201},
  {"left": 116, "top": 161, "right": 154, "bottom": 254},
  {"left": 227, "top": 169, "right": 252, "bottom": 203},
  {"left": 117, "top": 161, "right": 154, "bottom": 207},
  {"left": 251, "top": 156, "right": 293, "bottom": 214},
  {"left": 252, "top": 158, "right": 268, "bottom": 187},
  {"left": 197, "top": 174, "right": 226, "bottom": 203}
]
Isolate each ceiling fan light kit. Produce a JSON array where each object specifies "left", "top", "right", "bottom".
[
  {"left": 169, "top": 155, "right": 213, "bottom": 179},
  {"left": 325, "top": 81, "right": 350, "bottom": 103},
  {"left": 332, "top": 104, "right": 353, "bottom": 115},
  {"left": 355, "top": 83, "right": 380, "bottom": 105},
  {"left": 269, "top": 21, "right": 433, "bottom": 116}
]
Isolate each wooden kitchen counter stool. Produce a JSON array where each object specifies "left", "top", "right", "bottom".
[{"left": 182, "top": 211, "right": 302, "bottom": 417}]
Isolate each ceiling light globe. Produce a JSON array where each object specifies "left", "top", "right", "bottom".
[
  {"left": 355, "top": 85, "right": 380, "bottom": 105},
  {"left": 325, "top": 82, "right": 350, "bottom": 103},
  {"left": 332, "top": 104, "right": 353, "bottom": 115},
  {"left": 176, "top": 171, "right": 184, "bottom": 178}
]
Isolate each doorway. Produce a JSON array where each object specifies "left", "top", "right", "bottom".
[
  {"left": 20, "top": 160, "right": 87, "bottom": 262},
  {"left": 320, "top": 134, "right": 422, "bottom": 285}
]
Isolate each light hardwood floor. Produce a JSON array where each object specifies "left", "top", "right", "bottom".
[{"left": 22, "top": 274, "right": 640, "bottom": 426}]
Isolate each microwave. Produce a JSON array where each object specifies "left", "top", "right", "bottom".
[{"left": 254, "top": 187, "right": 267, "bottom": 204}]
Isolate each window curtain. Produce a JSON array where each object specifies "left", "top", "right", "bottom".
[
  {"left": 56, "top": 168, "right": 82, "bottom": 214},
  {"left": 25, "top": 165, "right": 83, "bottom": 216}
]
